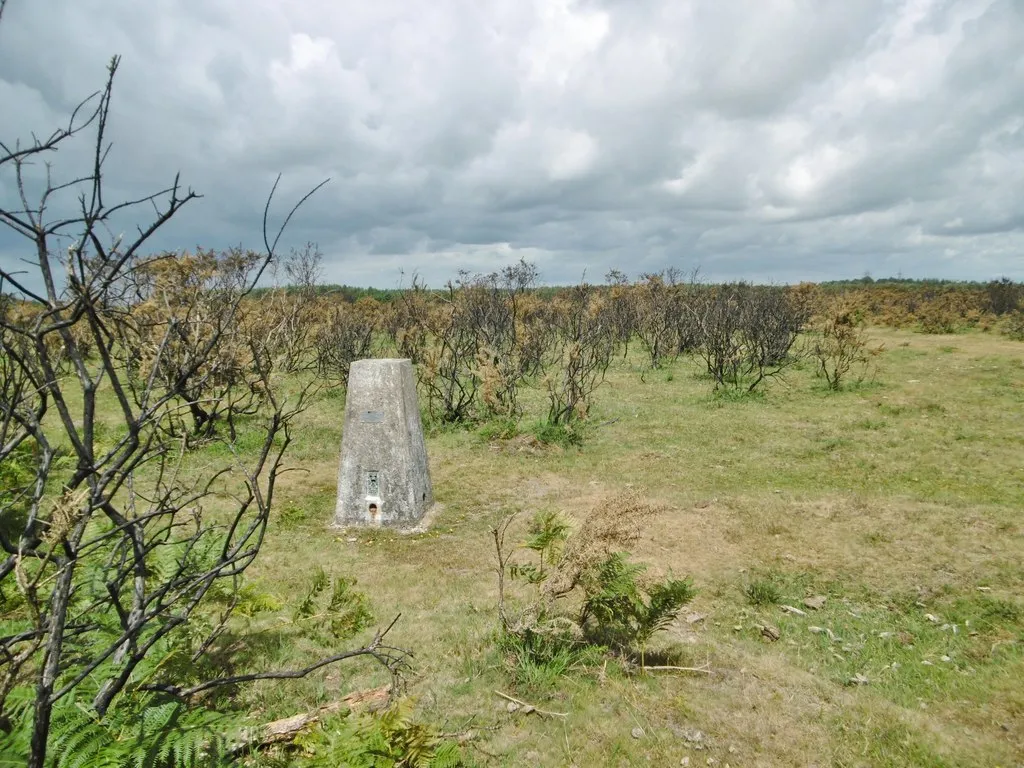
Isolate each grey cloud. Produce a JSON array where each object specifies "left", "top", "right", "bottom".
[{"left": 1, "top": 0, "right": 1022, "bottom": 290}]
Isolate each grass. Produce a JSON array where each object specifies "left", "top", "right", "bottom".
[
  {"left": 744, "top": 578, "right": 783, "bottom": 607},
  {"left": 47, "top": 328, "right": 1024, "bottom": 765},
  {"left": 247, "top": 327, "right": 1024, "bottom": 765}
]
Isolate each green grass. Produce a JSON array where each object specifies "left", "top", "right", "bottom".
[
  {"left": 744, "top": 578, "right": 783, "bottom": 607},
  {"left": 33, "top": 328, "right": 1024, "bottom": 765}
]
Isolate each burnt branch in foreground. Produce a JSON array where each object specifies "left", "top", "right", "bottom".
[
  {"left": 142, "top": 615, "right": 411, "bottom": 700},
  {"left": 0, "top": 21, "right": 338, "bottom": 767}
]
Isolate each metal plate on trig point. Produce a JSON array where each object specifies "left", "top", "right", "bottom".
[{"left": 360, "top": 410, "right": 385, "bottom": 423}]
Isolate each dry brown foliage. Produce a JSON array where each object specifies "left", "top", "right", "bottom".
[
  {"left": 543, "top": 488, "right": 666, "bottom": 600},
  {"left": 812, "top": 300, "right": 883, "bottom": 390}
]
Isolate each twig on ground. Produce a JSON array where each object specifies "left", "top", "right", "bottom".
[
  {"left": 438, "top": 722, "right": 502, "bottom": 742},
  {"left": 640, "top": 664, "right": 713, "bottom": 674},
  {"left": 493, "top": 690, "right": 568, "bottom": 718}
]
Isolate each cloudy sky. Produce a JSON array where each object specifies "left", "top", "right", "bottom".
[{"left": 1, "top": 0, "right": 1022, "bottom": 288}]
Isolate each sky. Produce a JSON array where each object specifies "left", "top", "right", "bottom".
[{"left": 1, "top": 0, "right": 1022, "bottom": 288}]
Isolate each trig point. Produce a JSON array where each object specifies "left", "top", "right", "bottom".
[{"left": 334, "top": 359, "right": 433, "bottom": 529}]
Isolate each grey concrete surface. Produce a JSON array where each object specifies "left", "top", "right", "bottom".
[{"left": 334, "top": 358, "right": 433, "bottom": 528}]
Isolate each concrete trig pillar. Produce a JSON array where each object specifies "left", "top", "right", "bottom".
[{"left": 334, "top": 358, "right": 433, "bottom": 528}]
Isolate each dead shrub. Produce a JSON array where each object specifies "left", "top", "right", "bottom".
[
  {"left": 406, "top": 260, "right": 548, "bottom": 424},
  {"left": 128, "top": 248, "right": 274, "bottom": 439},
  {"left": 313, "top": 298, "right": 379, "bottom": 385},
  {"left": 1002, "top": 310, "right": 1024, "bottom": 341},
  {"left": 812, "top": 305, "right": 881, "bottom": 390},
  {"left": 543, "top": 282, "right": 616, "bottom": 427},
  {"left": 986, "top": 277, "right": 1021, "bottom": 317},
  {"left": 634, "top": 270, "right": 688, "bottom": 369},
  {"left": 692, "top": 283, "right": 807, "bottom": 392},
  {"left": 915, "top": 304, "right": 959, "bottom": 334}
]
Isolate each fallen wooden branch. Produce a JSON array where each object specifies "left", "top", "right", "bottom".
[
  {"left": 438, "top": 720, "right": 502, "bottom": 743},
  {"left": 231, "top": 685, "right": 391, "bottom": 755},
  {"left": 641, "top": 665, "right": 713, "bottom": 674},
  {"left": 494, "top": 690, "right": 568, "bottom": 718}
]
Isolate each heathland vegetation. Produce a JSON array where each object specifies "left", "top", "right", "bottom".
[
  {"left": 1, "top": 6, "right": 1022, "bottom": 764},
  {"left": 4, "top": 226, "right": 1023, "bottom": 765}
]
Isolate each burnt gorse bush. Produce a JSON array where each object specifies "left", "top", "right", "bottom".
[{"left": 692, "top": 283, "right": 807, "bottom": 392}]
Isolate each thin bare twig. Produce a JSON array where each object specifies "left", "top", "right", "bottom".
[
  {"left": 0, "top": 26, "right": 338, "bottom": 761},
  {"left": 493, "top": 690, "right": 568, "bottom": 718},
  {"left": 640, "top": 664, "right": 713, "bottom": 674},
  {"left": 142, "top": 615, "right": 409, "bottom": 700}
]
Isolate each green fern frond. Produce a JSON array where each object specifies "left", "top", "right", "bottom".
[
  {"left": 429, "top": 741, "right": 464, "bottom": 768},
  {"left": 577, "top": 553, "right": 695, "bottom": 652},
  {"left": 51, "top": 710, "right": 109, "bottom": 768},
  {"left": 44, "top": 690, "right": 239, "bottom": 768},
  {"left": 292, "top": 566, "right": 330, "bottom": 621},
  {"left": 294, "top": 700, "right": 465, "bottom": 768},
  {"left": 0, "top": 685, "right": 34, "bottom": 765},
  {"left": 235, "top": 582, "right": 283, "bottom": 616},
  {"left": 524, "top": 509, "right": 570, "bottom": 568},
  {"left": 637, "top": 577, "right": 695, "bottom": 645}
]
